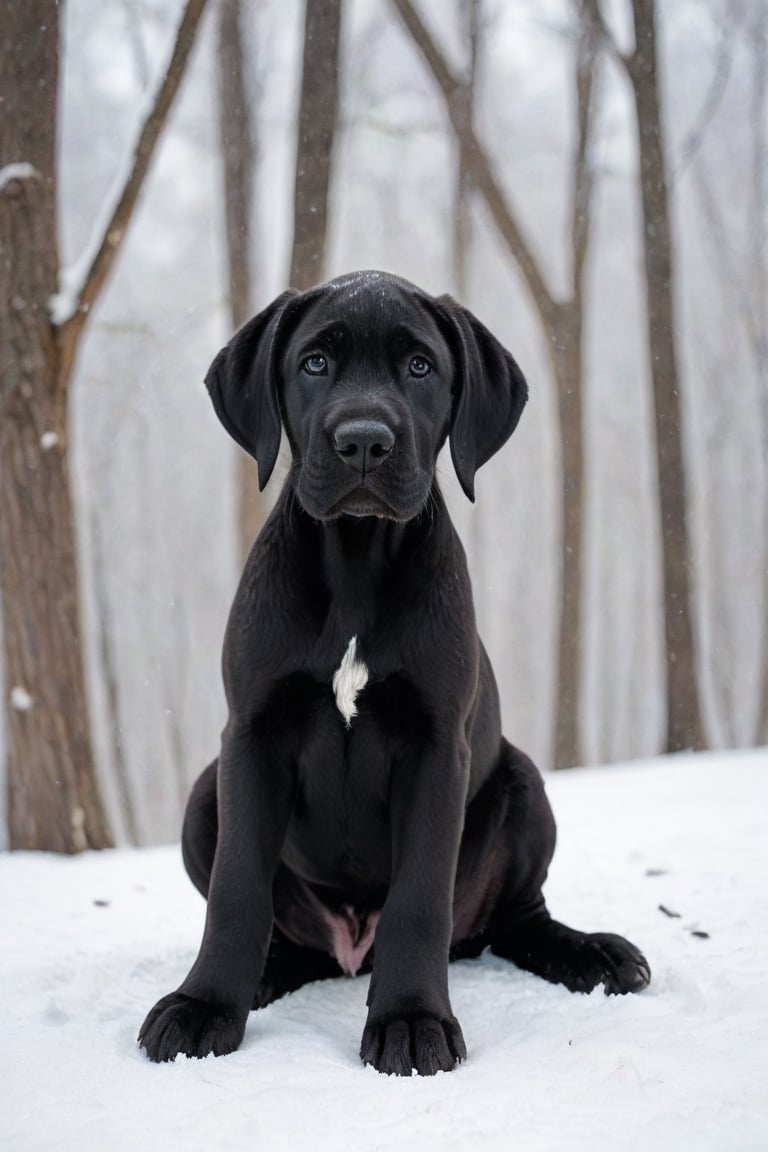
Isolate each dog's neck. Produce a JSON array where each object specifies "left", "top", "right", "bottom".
[
  {"left": 277, "top": 481, "right": 454, "bottom": 722},
  {"left": 310, "top": 484, "right": 446, "bottom": 600},
  {"left": 282, "top": 478, "right": 450, "bottom": 642},
  {"left": 321, "top": 514, "right": 407, "bottom": 595}
]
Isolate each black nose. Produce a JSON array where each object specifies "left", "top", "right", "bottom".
[{"left": 333, "top": 419, "right": 395, "bottom": 473}]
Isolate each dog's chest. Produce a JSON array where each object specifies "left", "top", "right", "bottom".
[
  {"left": 283, "top": 627, "right": 437, "bottom": 903},
  {"left": 286, "top": 646, "right": 417, "bottom": 887}
]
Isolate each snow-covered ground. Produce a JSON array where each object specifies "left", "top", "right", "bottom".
[{"left": 2, "top": 749, "right": 766, "bottom": 1151}]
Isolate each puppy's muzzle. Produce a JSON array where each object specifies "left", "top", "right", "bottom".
[{"left": 332, "top": 419, "right": 395, "bottom": 475}]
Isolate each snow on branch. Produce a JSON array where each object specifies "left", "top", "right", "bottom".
[
  {"left": 0, "top": 162, "right": 41, "bottom": 193},
  {"left": 49, "top": 0, "right": 210, "bottom": 331}
]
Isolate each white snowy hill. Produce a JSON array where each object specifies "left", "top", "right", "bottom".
[{"left": 2, "top": 749, "right": 766, "bottom": 1151}]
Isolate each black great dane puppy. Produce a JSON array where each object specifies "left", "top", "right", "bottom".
[{"left": 139, "top": 270, "right": 650, "bottom": 1075}]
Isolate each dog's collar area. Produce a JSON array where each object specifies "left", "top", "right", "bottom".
[{"left": 332, "top": 635, "right": 369, "bottom": 726}]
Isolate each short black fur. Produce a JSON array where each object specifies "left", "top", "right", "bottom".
[{"left": 139, "top": 270, "right": 650, "bottom": 1075}]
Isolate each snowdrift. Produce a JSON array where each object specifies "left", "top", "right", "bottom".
[{"left": 2, "top": 749, "right": 766, "bottom": 1150}]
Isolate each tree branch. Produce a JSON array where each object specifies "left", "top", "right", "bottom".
[
  {"left": 389, "top": 0, "right": 559, "bottom": 327},
  {"left": 390, "top": 0, "right": 464, "bottom": 104},
  {"left": 581, "top": 0, "right": 633, "bottom": 75},
  {"left": 671, "top": 14, "right": 733, "bottom": 185},
  {"left": 54, "top": 0, "right": 210, "bottom": 373}
]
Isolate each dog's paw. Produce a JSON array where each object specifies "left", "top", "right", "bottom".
[
  {"left": 138, "top": 991, "right": 246, "bottom": 1063},
  {"left": 537, "top": 929, "right": 651, "bottom": 995},
  {"left": 360, "top": 1014, "right": 466, "bottom": 1076},
  {"left": 580, "top": 932, "right": 652, "bottom": 994},
  {"left": 495, "top": 919, "right": 651, "bottom": 996}
]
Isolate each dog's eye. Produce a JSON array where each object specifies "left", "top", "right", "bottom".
[
  {"left": 408, "top": 356, "right": 432, "bottom": 378},
  {"left": 302, "top": 353, "right": 328, "bottom": 376}
]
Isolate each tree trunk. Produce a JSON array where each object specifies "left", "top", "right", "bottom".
[
  {"left": 216, "top": 0, "right": 267, "bottom": 557},
  {"left": 218, "top": 0, "right": 253, "bottom": 334},
  {"left": 290, "top": 0, "right": 343, "bottom": 290},
  {"left": 454, "top": 0, "right": 479, "bottom": 301},
  {"left": 628, "top": 0, "right": 706, "bottom": 752},
  {"left": 1, "top": 0, "right": 210, "bottom": 851},
  {"left": 0, "top": 3, "right": 113, "bottom": 851},
  {"left": 0, "top": 373, "right": 112, "bottom": 852},
  {"left": 550, "top": 302, "right": 584, "bottom": 769},
  {"left": 89, "top": 498, "right": 140, "bottom": 845},
  {"left": 751, "top": 0, "right": 768, "bottom": 743}
]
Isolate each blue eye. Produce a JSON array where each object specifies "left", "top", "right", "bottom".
[
  {"left": 409, "top": 356, "right": 431, "bottom": 378},
  {"left": 303, "top": 353, "right": 328, "bottom": 375}
]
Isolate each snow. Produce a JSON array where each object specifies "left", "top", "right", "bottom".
[
  {"left": 0, "top": 162, "right": 39, "bottom": 192},
  {"left": 2, "top": 748, "right": 766, "bottom": 1151},
  {"left": 9, "top": 687, "right": 33, "bottom": 712},
  {"left": 47, "top": 158, "right": 119, "bottom": 324}
]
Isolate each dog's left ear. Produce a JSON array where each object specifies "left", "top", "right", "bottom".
[
  {"left": 205, "top": 289, "right": 299, "bottom": 491},
  {"left": 434, "top": 295, "right": 528, "bottom": 502}
]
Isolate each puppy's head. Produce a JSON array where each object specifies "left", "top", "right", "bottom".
[{"left": 205, "top": 270, "right": 528, "bottom": 519}]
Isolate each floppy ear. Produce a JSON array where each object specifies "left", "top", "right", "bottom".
[
  {"left": 434, "top": 295, "right": 528, "bottom": 502},
  {"left": 205, "top": 289, "right": 299, "bottom": 491}
]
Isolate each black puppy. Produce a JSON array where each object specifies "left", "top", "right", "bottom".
[{"left": 139, "top": 270, "right": 649, "bottom": 1075}]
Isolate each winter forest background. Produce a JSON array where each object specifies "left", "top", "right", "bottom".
[{"left": 1, "top": 0, "right": 766, "bottom": 850}]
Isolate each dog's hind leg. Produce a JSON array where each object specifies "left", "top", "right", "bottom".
[
  {"left": 477, "top": 741, "right": 651, "bottom": 995},
  {"left": 181, "top": 759, "right": 219, "bottom": 898},
  {"left": 490, "top": 911, "right": 651, "bottom": 995}
]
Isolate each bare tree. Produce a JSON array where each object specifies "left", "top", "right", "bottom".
[
  {"left": 217, "top": 0, "right": 267, "bottom": 557},
  {"left": 0, "top": 0, "right": 210, "bottom": 851},
  {"left": 89, "top": 477, "right": 140, "bottom": 846},
  {"left": 587, "top": 0, "right": 707, "bottom": 753},
  {"left": 218, "top": 0, "right": 254, "bottom": 336},
  {"left": 751, "top": 1, "right": 768, "bottom": 743},
  {"left": 390, "top": 0, "right": 600, "bottom": 768},
  {"left": 290, "top": 0, "right": 344, "bottom": 290},
  {"left": 453, "top": 0, "right": 486, "bottom": 578},
  {"left": 454, "top": 0, "right": 479, "bottom": 300}
]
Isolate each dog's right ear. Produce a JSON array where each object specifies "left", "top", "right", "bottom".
[{"left": 205, "top": 289, "right": 299, "bottom": 491}]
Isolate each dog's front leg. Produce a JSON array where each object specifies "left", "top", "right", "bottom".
[
  {"left": 361, "top": 735, "right": 470, "bottom": 1076},
  {"left": 139, "top": 720, "right": 294, "bottom": 1062}
]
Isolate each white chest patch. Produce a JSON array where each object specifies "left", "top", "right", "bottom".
[{"left": 332, "top": 635, "right": 369, "bottom": 726}]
